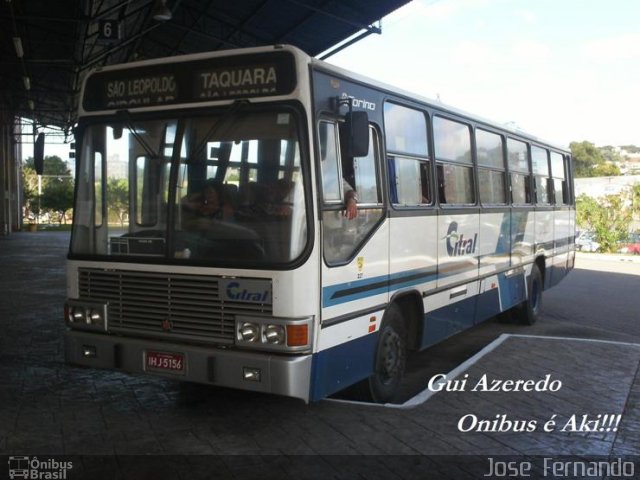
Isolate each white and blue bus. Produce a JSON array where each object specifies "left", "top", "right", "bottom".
[{"left": 65, "top": 45, "right": 575, "bottom": 403}]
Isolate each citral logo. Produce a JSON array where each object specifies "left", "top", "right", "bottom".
[
  {"left": 445, "top": 221, "right": 478, "bottom": 257},
  {"left": 224, "top": 280, "right": 271, "bottom": 304}
]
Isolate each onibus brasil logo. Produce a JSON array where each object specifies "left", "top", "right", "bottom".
[{"left": 8, "top": 456, "right": 73, "bottom": 479}]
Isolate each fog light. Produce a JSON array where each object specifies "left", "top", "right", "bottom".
[
  {"left": 71, "top": 306, "right": 85, "bottom": 323},
  {"left": 243, "top": 367, "right": 261, "bottom": 382},
  {"left": 87, "top": 309, "right": 102, "bottom": 325},
  {"left": 82, "top": 345, "right": 97, "bottom": 358},
  {"left": 239, "top": 322, "right": 260, "bottom": 342},
  {"left": 263, "top": 324, "right": 285, "bottom": 344}
]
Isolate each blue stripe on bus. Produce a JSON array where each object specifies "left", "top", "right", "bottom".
[
  {"left": 322, "top": 261, "right": 484, "bottom": 308},
  {"left": 322, "top": 267, "right": 437, "bottom": 308}
]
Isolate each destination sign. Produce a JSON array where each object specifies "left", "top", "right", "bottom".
[
  {"left": 82, "top": 51, "right": 296, "bottom": 111},
  {"left": 196, "top": 65, "right": 278, "bottom": 99},
  {"left": 105, "top": 75, "right": 178, "bottom": 108}
]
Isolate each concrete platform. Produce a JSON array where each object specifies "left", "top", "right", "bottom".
[{"left": 1, "top": 232, "right": 638, "bottom": 479}]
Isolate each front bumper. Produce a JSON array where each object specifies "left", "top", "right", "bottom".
[{"left": 64, "top": 330, "right": 312, "bottom": 402}]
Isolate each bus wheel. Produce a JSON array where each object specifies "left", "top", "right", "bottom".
[
  {"left": 368, "top": 304, "right": 407, "bottom": 403},
  {"left": 517, "top": 264, "right": 543, "bottom": 325}
]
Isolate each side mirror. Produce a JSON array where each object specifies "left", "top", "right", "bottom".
[
  {"left": 344, "top": 111, "right": 369, "bottom": 158},
  {"left": 112, "top": 125, "right": 123, "bottom": 140},
  {"left": 34, "top": 132, "right": 45, "bottom": 175}
]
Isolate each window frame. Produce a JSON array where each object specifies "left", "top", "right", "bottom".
[
  {"left": 318, "top": 119, "right": 345, "bottom": 205},
  {"left": 320, "top": 120, "right": 386, "bottom": 267},
  {"left": 433, "top": 115, "right": 475, "bottom": 207},
  {"left": 383, "top": 101, "right": 429, "bottom": 157},
  {"left": 550, "top": 150, "right": 569, "bottom": 206},
  {"left": 506, "top": 137, "right": 532, "bottom": 206},
  {"left": 475, "top": 128, "right": 507, "bottom": 206},
  {"left": 531, "top": 146, "right": 551, "bottom": 206},
  {"left": 353, "top": 126, "right": 384, "bottom": 208},
  {"left": 383, "top": 101, "right": 433, "bottom": 210},
  {"left": 388, "top": 153, "right": 434, "bottom": 207}
]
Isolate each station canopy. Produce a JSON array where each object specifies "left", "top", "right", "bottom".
[{"left": 1, "top": 0, "right": 410, "bottom": 136}]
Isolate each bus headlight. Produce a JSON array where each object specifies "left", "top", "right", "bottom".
[
  {"left": 65, "top": 300, "right": 107, "bottom": 331},
  {"left": 263, "top": 324, "right": 285, "bottom": 344},
  {"left": 239, "top": 322, "right": 260, "bottom": 342}
]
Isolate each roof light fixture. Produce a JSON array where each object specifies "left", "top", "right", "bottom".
[
  {"left": 13, "top": 36, "right": 23, "bottom": 58},
  {"left": 23, "top": 76, "right": 31, "bottom": 91},
  {"left": 152, "top": 0, "right": 172, "bottom": 21}
]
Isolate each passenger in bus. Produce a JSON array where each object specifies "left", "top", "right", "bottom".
[
  {"left": 237, "top": 179, "right": 295, "bottom": 220},
  {"left": 181, "top": 180, "right": 234, "bottom": 229},
  {"left": 266, "top": 179, "right": 295, "bottom": 218},
  {"left": 343, "top": 179, "right": 358, "bottom": 220}
]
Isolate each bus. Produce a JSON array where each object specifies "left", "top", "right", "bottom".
[{"left": 64, "top": 44, "right": 575, "bottom": 403}]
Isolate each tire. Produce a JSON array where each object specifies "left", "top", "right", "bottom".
[
  {"left": 365, "top": 304, "right": 407, "bottom": 403},
  {"left": 516, "top": 264, "right": 543, "bottom": 325}
]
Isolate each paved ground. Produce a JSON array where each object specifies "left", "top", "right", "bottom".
[{"left": 0, "top": 232, "right": 639, "bottom": 479}]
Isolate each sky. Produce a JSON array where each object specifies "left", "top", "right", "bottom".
[{"left": 325, "top": 0, "right": 640, "bottom": 149}]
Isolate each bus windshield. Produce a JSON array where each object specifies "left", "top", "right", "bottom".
[{"left": 71, "top": 108, "right": 308, "bottom": 266}]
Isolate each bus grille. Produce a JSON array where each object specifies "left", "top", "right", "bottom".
[{"left": 77, "top": 268, "right": 272, "bottom": 344}]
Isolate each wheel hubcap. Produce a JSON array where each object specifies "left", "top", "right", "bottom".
[
  {"left": 531, "top": 278, "right": 540, "bottom": 312},
  {"left": 379, "top": 328, "right": 404, "bottom": 383}
]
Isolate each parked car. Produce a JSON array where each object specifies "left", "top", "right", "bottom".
[
  {"left": 618, "top": 232, "right": 640, "bottom": 255},
  {"left": 575, "top": 231, "right": 600, "bottom": 252}
]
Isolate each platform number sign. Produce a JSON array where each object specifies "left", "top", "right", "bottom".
[{"left": 98, "top": 20, "right": 121, "bottom": 41}]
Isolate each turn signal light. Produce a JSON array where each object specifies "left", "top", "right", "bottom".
[{"left": 286, "top": 324, "right": 308, "bottom": 347}]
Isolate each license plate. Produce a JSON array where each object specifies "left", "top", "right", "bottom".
[{"left": 145, "top": 351, "right": 185, "bottom": 375}]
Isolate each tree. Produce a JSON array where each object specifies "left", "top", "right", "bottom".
[
  {"left": 21, "top": 158, "right": 40, "bottom": 221},
  {"left": 570, "top": 141, "right": 624, "bottom": 177},
  {"left": 576, "top": 194, "right": 600, "bottom": 231},
  {"left": 570, "top": 141, "right": 605, "bottom": 177},
  {"left": 41, "top": 178, "right": 74, "bottom": 224},
  {"left": 22, "top": 155, "right": 74, "bottom": 224},
  {"left": 620, "top": 145, "right": 640, "bottom": 154},
  {"left": 576, "top": 193, "right": 632, "bottom": 252},
  {"left": 591, "top": 163, "right": 621, "bottom": 176},
  {"left": 598, "top": 145, "right": 623, "bottom": 164},
  {"left": 632, "top": 184, "right": 640, "bottom": 220},
  {"left": 107, "top": 177, "right": 129, "bottom": 226}
]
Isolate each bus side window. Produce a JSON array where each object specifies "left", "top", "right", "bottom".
[
  {"left": 352, "top": 127, "right": 382, "bottom": 204},
  {"left": 436, "top": 163, "right": 474, "bottom": 204},
  {"left": 389, "top": 156, "right": 431, "bottom": 206},
  {"left": 507, "top": 138, "right": 532, "bottom": 205},
  {"left": 318, "top": 121, "right": 343, "bottom": 203},
  {"left": 550, "top": 151, "right": 567, "bottom": 205},
  {"left": 476, "top": 129, "right": 507, "bottom": 205},
  {"left": 433, "top": 116, "right": 474, "bottom": 205},
  {"left": 563, "top": 155, "right": 573, "bottom": 205},
  {"left": 532, "top": 146, "right": 551, "bottom": 205},
  {"left": 383, "top": 102, "right": 431, "bottom": 207},
  {"left": 321, "top": 122, "right": 384, "bottom": 265}
]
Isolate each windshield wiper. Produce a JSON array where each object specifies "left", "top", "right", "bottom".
[
  {"left": 116, "top": 109, "right": 160, "bottom": 159},
  {"left": 188, "top": 100, "right": 248, "bottom": 159}
]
